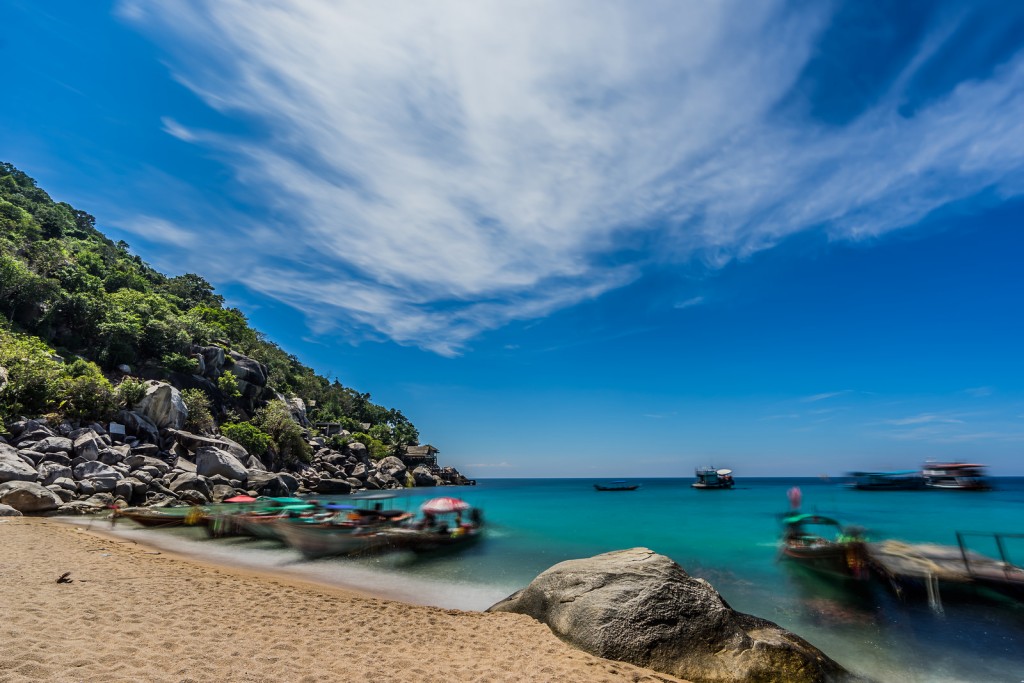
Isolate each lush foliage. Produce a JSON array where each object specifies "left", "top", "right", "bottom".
[
  {"left": 0, "top": 326, "right": 115, "bottom": 421},
  {"left": 181, "top": 388, "right": 214, "bottom": 434},
  {"left": 220, "top": 420, "right": 273, "bottom": 458},
  {"left": 255, "top": 400, "right": 312, "bottom": 465},
  {"left": 0, "top": 161, "right": 421, "bottom": 445}
]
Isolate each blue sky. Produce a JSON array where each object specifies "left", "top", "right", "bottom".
[{"left": 4, "top": 0, "right": 1024, "bottom": 476}]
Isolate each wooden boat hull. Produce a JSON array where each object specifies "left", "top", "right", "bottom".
[
  {"left": 275, "top": 521, "right": 390, "bottom": 559},
  {"left": 115, "top": 508, "right": 194, "bottom": 528},
  {"left": 379, "top": 526, "right": 482, "bottom": 554},
  {"left": 782, "top": 542, "right": 869, "bottom": 580},
  {"left": 594, "top": 485, "right": 639, "bottom": 491}
]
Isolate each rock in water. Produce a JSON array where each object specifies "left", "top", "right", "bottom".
[{"left": 487, "top": 547, "right": 858, "bottom": 683}]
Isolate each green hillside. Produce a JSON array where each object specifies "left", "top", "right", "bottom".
[{"left": 0, "top": 162, "right": 417, "bottom": 462}]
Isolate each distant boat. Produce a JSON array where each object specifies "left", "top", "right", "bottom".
[
  {"left": 848, "top": 470, "right": 925, "bottom": 491},
  {"left": 691, "top": 467, "right": 734, "bottom": 489},
  {"left": 780, "top": 513, "right": 869, "bottom": 580},
  {"left": 594, "top": 480, "right": 640, "bottom": 491},
  {"left": 921, "top": 462, "right": 992, "bottom": 491}
]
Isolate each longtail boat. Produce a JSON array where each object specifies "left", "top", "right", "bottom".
[{"left": 780, "top": 513, "right": 869, "bottom": 580}]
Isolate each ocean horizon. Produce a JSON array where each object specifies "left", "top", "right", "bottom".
[{"left": 86, "top": 476, "right": 1024, "bottom": 682}]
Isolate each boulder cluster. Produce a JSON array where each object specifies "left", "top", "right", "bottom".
[{"left": 0, "top": 380, "right": 472, "bottom": 515}]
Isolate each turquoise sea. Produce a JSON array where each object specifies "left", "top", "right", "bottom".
[{"left": 96, "top": 477, "right": 1024, "bottom": 682}]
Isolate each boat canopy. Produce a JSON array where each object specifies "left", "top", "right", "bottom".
[{"left": 782, "top": 513, "right": 841, "bottom": 527}]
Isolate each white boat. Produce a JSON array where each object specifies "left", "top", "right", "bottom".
[
  {"left": 921, "top": 462, "right": 991, "bottom": 491},
  {"left": 692, "top": 467, "right": 734, "bottom": 489}
]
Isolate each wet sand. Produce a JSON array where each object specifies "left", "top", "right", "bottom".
[{"left": 0, "top": 517, "right": 684, "bottom": 683}]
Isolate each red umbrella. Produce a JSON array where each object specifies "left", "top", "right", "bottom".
[
  {"left": 224, "top": 495, "right": 258, "bottom": 503},
  {"left": 420, "top": 497, "right": 470, "bottom": 514}
]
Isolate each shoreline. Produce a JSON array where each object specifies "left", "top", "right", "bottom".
[{"left": 0, "top": 517, "right": 685, "bottom": 683}]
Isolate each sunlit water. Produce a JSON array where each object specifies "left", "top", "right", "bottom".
[{"left": 73, "top": 477, "right": 1024, "bottom": 682}]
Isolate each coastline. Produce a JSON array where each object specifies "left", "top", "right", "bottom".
[{"left": 0, "top": 517, "right": 684, "bottom": 683}]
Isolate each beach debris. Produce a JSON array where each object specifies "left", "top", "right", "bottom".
[{"left": 56, "top": 572, "right": 73, "bottom": 584}]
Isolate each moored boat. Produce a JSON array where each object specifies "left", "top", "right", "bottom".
[
  {"left": 921, "top": 462, "right": 991, "bottom": 490},
  {"left": 780, "top": 513, "right": 869, "bottom": 580},
  {"left": 383, "top": 496, "right": 484, "bottom": 554},
  {"left": 113, "top": 506, "right": 198, "bottom": 528},
  {"left": 692, "top": 467, "right": 734, "bottom": 489}
]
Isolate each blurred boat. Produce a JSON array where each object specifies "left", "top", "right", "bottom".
[
  {"left": 921, "top": 462, "right": 991, "bottom": 490},
  {"left": 113, "top": 506, "right": 197, "bottom": 528},
  {"left": 780, "top": 513, "right": 869, "bottom": 580},
  {"left": 848, "top": 470, "right": 925, "bottom": 490},
  {"left": 594, "top": 480, "right": 639, "bottom": 491},
  {"left": 381, "top": 497, "right": 484, "bottom": 554},
  {"left": 692, "top": 467, "right": 734, "bottom": 489}
]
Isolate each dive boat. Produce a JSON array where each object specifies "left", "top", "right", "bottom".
[
  {"left": 921, "top": 462, "right": 991, "bottom": 491},
  {"left": 780, "top": 513, "right": 869, "bottom": 580},
  {"left": 848, "top": 470, "right": 925, "bottom": 490},
  {"left": 691, "top": 467, "right": 734, "bottom": 489},
  {"left": 594, "top": 480, "right": 640, "bottom": 491}
]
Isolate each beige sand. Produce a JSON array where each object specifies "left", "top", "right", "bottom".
[{"left": 0, "top": 518, "right": 684, "bottom": 683}]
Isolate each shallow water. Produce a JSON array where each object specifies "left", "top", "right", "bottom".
[{"left": 85, "top": 477, "right": 1024, "bottom": 682}]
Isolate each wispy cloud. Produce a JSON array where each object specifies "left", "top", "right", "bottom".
[
  {"left": 882, "top": 413, "right": 965, "bottom": 426},
  {"left": 113, "top": 215, "right": 199, "bottom": 249},
  {"left": 965, "top": 386, "right": 994, "bottom": 398},
  {"left": 465, "top": 461, "right": 513, "bottom": 468},
  {"left": 117, "top": 1, "right": 1024, "bottom": 353},
  {"left": 800, "top": 391, "right": 852, "bottom": 403},
  {"left": 673, "top": 296, "right": 705, "bottom": 310}
]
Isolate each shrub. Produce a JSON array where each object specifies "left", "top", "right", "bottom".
[
  {"left": 217, "top": 371, "right": 241, "bottom": 398},
  {"left": 220, "top": 420, "right": 272, "bottom": 458},
  {"left": 60, "top": 359, "right": 116, "bottom": 421},
  {"left": 116, "top": 377, "right": 147, "bottom": 409},
  {"left": 0, "top": 328, "right": 65, "bottom": 417},
  {"left": 349, "top": 432, "right": 390, "bottom": 461},
  {"left": 181, "top": 388, "right": 214, "bottom": 433},
  {"left": 162, "top": 352, "right": 199, "bottom": 374},
  {"left": 255, "top": 400, "right": 311, "bottom": 464}
]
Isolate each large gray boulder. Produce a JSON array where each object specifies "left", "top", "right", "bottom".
[
  {"left": 227, "top": 351, "right": 267, "bottom": 387},
  {"left": 246, "top": 471, "right": 290, "bottom": 497},
  {"left": 0, "top": 444, "right": 39, "bottom": 483},
  {"left": 168, "top": 472, "right": 212, "bottom": 501},
  {"left": 0, "top": 481, "right": 63, "bottom": 512},
  {"left": 135, "top": 381, "right": 188, "bottom": 430},
  {"left": 125, "top": 454, "right": 171, "bottom": 475},
  {"left": 488, "top": 548, "right": 856, "bottom": 683},
  {"left": 412, "top": 465, "right": 437, "bottom": 487},
  {"left": 195, "top": 447, "right": 248, "bottom": 481},
  {"left": 377, "top": 456, "right": 407, "bottom": 480}
]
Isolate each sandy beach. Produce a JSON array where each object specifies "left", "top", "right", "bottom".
[{"left": 0, "top": 517, "right": 683, "bottom": 683}]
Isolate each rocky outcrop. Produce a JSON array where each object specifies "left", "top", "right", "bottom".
[
  {"left": 135, "top": 381, "right": 188, "bottom": 430},
  {"left": 488, "top": 548, "right": 857, "bottom": 683},
  {"left": 0, "top": 481, "right": 63, "bottom": 512}
]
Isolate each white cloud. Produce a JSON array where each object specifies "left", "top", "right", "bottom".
[
  {"left": 673, "top": 296, "right": 705, "bottom": 310},
  {"left": 113, "top": 215, "right": 199, "bottom": 249},
  {"left": 117, "top": 1, "right": 1024, "bottom": 353},
  {"left": 800, "top": 391, "right": 851, "bottom": 403}
]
